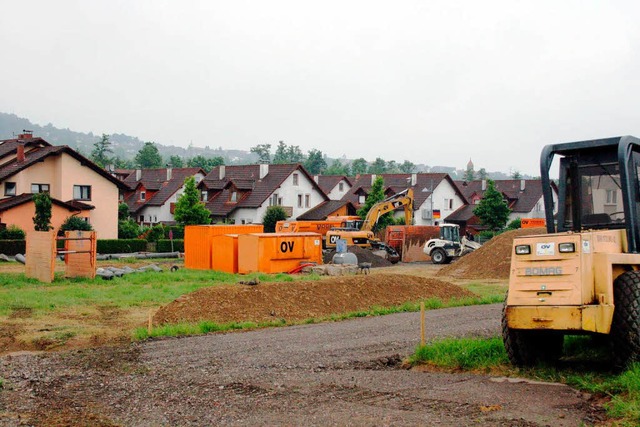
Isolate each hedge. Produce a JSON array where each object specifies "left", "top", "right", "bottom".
[
  {"left": 156, "top": 239, "right": 184, "bottom": 253},
  {"left": 0, "top": 240, "right": 26, "bottom": 256},
  {"left": 97, "top": 239, "right": 147, "bottom": 254},
  {"left": 163, "top": 226, "right": 184, "bottom": 239}
]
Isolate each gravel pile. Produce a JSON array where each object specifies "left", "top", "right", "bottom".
[{"left": 323, "top": 245, "right": 393, "bottom": 267}]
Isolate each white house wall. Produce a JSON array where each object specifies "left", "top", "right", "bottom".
[
  {"left": 413, "top": 180, "right": 465, "bottom": 226},
  {"left": 326, "top": 179, "right": 351, "bottom": 200}
]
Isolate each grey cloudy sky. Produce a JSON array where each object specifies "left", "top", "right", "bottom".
[{"left": 2, "top": 0, "right": 640, "bottom": 175}]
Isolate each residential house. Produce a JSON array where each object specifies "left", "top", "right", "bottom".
[
  {"left": 296, "top": 200, "right": 358, "bottom": 221},
  {"left": 121, "top": 167, "right": 206, "bottom": 225},
  {"left": 0, "top": 133, "right": 127, "bottom": 238},
  {"left": 447, "top": 179, "right": 558, "bottom": 232},
  {"left": 199, "top": 164, "right": 329, "bottom": 224},
  {"left": 341, "top": 173, "right": 467, "bottom": 226},
  {"left": 313, "top": 175, "right": 352, "bottom": 200}
]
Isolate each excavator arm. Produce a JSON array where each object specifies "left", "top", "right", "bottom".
[{"left": 361, "top": 188, "right": 414, "bottom": 231}]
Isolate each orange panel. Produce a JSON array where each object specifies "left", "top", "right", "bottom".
[
  {"left": 237, "top": 232, "right": 323, "bottom": 274},
  {"left": 522, "top": 218, "right": 546, "bottom": 228},
  {"left": 184, "top": 224, "right": 263, "bottom": 270},
  {"left": 211, "top": 234, "right": 239, "bottom": 273}
]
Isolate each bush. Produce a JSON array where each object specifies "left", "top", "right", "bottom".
[
  {"left": 118, "top": 219, "right": 141, "bottom": 239},
  {"left": 156, "top": 239, "right": 184, "bottom": 253},
  {"left": 262, "top": 206, "right": 287, "bottom": 233},
  {"left": 58, "top": 216, "right": 93, "bottom": 236},
  {"left": 145, "top": 224, "right": 165, "bottom": 242},
  {"left": 507, "top": 218, "right": 521, "bottom": 229},
  {"left": 0, "top": 225, "right": 25, "bottom": 240},
  {"left": 163, "top": 225, "right": 184, "bottom": 239},
  {"left": 0, "top": 240, "right": 26, "bottom": 256},
  {"left": 97, "top": 239, "right": 147, "bottom": 254}
]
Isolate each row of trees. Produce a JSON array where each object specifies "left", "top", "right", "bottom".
[{"left": 251, "top": 141, "right": 416, "bottom": 176}]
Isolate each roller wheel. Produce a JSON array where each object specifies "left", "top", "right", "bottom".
[
  {"left": 431, "top": 248, "right": 447, "bottom": 264},
  {"left": 501, "top": 296, "right": 564, "bottom": 366},
  {"left": 611, "top": 271, "right": 640, "bottom": 369}
]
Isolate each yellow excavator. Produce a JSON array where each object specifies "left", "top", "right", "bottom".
[{"left": 325, "top": 189, "right": 414, "bottom": 262}]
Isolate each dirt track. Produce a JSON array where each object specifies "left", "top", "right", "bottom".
[{"left": 0, "top": 304, "right": 603, "bottom": 426}]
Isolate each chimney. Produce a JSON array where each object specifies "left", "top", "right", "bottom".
[
  {"left": 520, "top": 179, "right": 526, "bottom": 191},
  {"left": 167, "top": 167, "right": 172, "bottom": 181},
  {"left": 411, "top": 173, "right": 417, "bottom": 186},
  {"left": 219, "top": 165, "right": 226, "bottom": 180},
  {"left": 371, "top": 174, "right": 376, "bottom": 186},
  {"left": 135, "top": 169, "right": 142, "bottom": 181},
  {"left": 16, "top": 142, "right": 25, "bottom": 163},
  {"left": 259, "top": 164, "right": 269, "bottom": 179},
  {"left": 482, "top": 179, "right": 487, "bottom": 191},
  {"left": 313, "top": 175, "right": 319, "bottom": 183},
  {"left": 17, "top": 130, "right": 33, "bottom": 140}
]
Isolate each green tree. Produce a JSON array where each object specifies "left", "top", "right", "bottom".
[
  {"left": 118, "top": 203, "right": 130, "bottom": 221},
  {"left": 386, "top": 160, "right": 399, "bottom": 173},
  {"left": 324, "top": 159, "right": 351, "bottom": 176},
  {"left": 304, "top": 149, "right": 327, "bottom": 175},
  {"left": 357, "top": 176, "right": 394, "bottom": 231},
  {"left": 173, "top": 176, "right": 212, "bottom": 226},
  {"left": 399, "top": 160, "right": 415, "bottom": 173},
  {"left": 187, "top": 155, "right": 224, "bottom": 172},
  {"left": 168, "top": 155, "right": 184, "bottom": 168},
  {"left": 477, "top": 168, "right": 488, "bottom": 180},
  {"left": 286, "top": 145, "right": 305, "bottom": 163},
  {"left": 351, "top": 158, "right": 368, "bottom": 174},
  {"left": 118, "top": 219, "right": 141, "bottom": 239},
  {"left": 90, "top": 134, "right": 113, "bottom": 168},
  {"left": 135, "top": 142, "right": 163, "bottom": 168},
  {"left": 507, "top": 217, "right": 522, "bottom": 229},
  {"left": 511, "top": 169, "right": 522, "bottom": 179},
  {"left": 262, "top": 206, "right": 287, "bottom": 232},
  {"left": 250, "top": 143, "right": 272, "bottom": 164},
  {"left": 368, "top": 157, "right": 387, "bottom": 174},
  {"left": 112, "top": 156, "right": 136, "bottom": 169},
  {"left": 273, "top": 141, "right": 289, "bottom": 164},
  {"left": 473, "top": 180, "right": 511, "bottom": 230},
  {"left": 59, "top": 216, "right": 93, "bottom": 235},
  {"left": 32, "top": 192, "right": 53, "bottom": 231}
]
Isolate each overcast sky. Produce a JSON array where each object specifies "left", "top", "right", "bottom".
[{"left": 2, "top": 1, "right": 640, "bottom": 175}]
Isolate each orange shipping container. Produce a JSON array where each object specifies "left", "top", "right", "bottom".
[
  {"left": 211, "top": 234, "right": 240, "bottom": 273},
  {"left": 237, "top": 232, "right": 323, "bottom": 274},
  {"left": 184, "top": 224, "right": 263, "bottom": 270}
]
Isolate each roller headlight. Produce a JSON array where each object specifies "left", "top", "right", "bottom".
[
  {"left": 559, "top": 242, "right": 575, "bottom": 253},
  {"left": 515, "top": 245, "right": 531, "bottom": 255}
]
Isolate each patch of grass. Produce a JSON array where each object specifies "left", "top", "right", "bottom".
[
  {"left": 410, "top": 337, "right": 508, "bottom": 370},
  {"left": 134, "top": 319, "right": 287, "bottom": 340},
  {"left": 410, "top": 335, "right": 640, "bottom": 425}
]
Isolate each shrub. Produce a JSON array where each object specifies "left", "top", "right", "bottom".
[
  {"left": 507, "top": 218, "right": 521, "bottom": 229},
  {"left": 32, "top": 192, "right": 53, "bottom": 231},
  {"left": 118, "top": 219, "right": 141, "bottom": 239},
  {"left": 118, "top": 203, "right": 130, "bottom": 221},
  {"left": 156, "top": 239, "right": 184, "bottom": 252},
  {"left": 0, "top": 240, "right": 26, "bottom": 256},
  {"left": 97, "top": 239, "right": 147, "bottom": 254},
  {"left": 0, "top": 225, "right": 25, "bottom": 240},
  {"left": 58, "top": 216, "right": 93, "bottom": 236},
  {"left": 163, "top": 225, "right": 184, "bottom": 239},
  {"left": 262, "top": 206, "right": 287, "bottom": 233},
  {"left": 145, "top": 224, "right": 165, "bottom": 242}
]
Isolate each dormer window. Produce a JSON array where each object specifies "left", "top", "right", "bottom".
[
  {"left": 339, "top": 182, "right": 344, "bottom": 192},
  {"left": 230, "top": 191, "right": 237, "bottom": 202},
  {"left": 358, "top": 195, "right": 366, "bottom": 204},
  {"left": 140, "top": 191, "right": 146, "bottom": 201},
  {"left": 201, "top": 191, "right": 208, "bottom": 202}
]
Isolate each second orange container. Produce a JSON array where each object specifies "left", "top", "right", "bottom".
[
  {"left": 237, "top": 232, "right": 323, "bottom": 274},
  {"left": 184, "top": 224, "right": 263, "bottom": 270}
]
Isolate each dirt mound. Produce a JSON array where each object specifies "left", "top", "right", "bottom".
[
  {"left": 439, "top": 227, "right": 546, "bottom": 280},
  {"left": 323, "top": 245, "right": 393, "bottom": 267},
  {"left": 154, "top": 274, "right": 475, "bottom": 325}
]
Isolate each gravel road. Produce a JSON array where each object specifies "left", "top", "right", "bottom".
[{"left": 0, "top": 304, "right": 603, "bottom": 426}]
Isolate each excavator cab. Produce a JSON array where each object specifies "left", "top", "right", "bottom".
[{"left": 503, "top": 136, "right": 640, "bottom": 368}]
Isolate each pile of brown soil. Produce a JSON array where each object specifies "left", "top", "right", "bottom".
[
  {"left": 439, "top": 227, "right": 546, "bottom": 280},
  {"left": 323, "top": 245, "right": 393, "bottom": 267},
  {"left": 154, "top": 273, "right": 475, "bottom": 325}
]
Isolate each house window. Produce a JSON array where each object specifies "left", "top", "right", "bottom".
[
  {"left": 444, "top": 198, "right": 454, "bottom": 210},
  {"left": 298, "top": 194, "right": 303, "bottom": 208},
  {"left": 139, "top": 215, "right": 144, "bottom": 222},
  {"left": 606, "top": 189, "right": 618, "bottom": 204},
  {"left": 153, "top": 216, "right": 157, "bottom": 222},
  {"left": 73, "top": 185, "right": 91, "bottom": 201},
  {"left": 82, "top": 217, "right": 90, "bottom": 224},
  {"left": 339, "top": 182, "right": 344, "bottom": 192},
  {"left": 359, "top": 195, "right": 366, "bottom": 204},
  {"left": 293, "top": 173, "right": 299, "bottom": 186},
  {"left": 305, "top": 194, "right": 310, "bottom": 208},
  {"left": 140, "top": 192, "right": 146, "bottom": 201},
  {"left": 271, "top": 193, "right": 280, "bottom": 206},
  {"left": 4, "top": 182, "right": 16, "bottom": 196},
  {"left": 31, "top": 183, "right": 49, "bottom": 193},
  {"left": 119, "top": 193, "right": 124, "bottom": 202},
  {"left": 201, "top": 191, "right": 208, "bottom": 202},
  {"left": 230, "top": 191, "right": 237, "bottom": 202}
]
